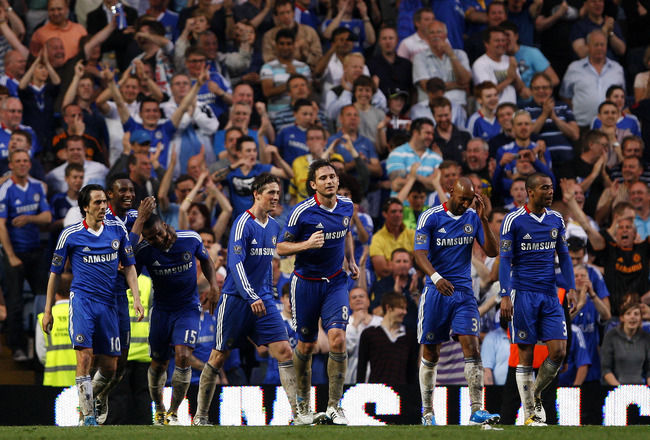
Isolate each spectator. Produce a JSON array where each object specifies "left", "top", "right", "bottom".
[
  {"left": 462, "top": 138, "right": 493, "bottom": 191},
  {"left": 345, "top": 287, "right": 382, "bottom": 384},
  {"left": 413, "top": 20, "right": 472, "bottom": 106},
  {"left": 0, "top": 50, "right": 25, "bottom": 97},
  {"left": 357, "top": 292, "right": 419, "bottom": 384},
  {"left": 270, "top": 74, "right": 325, "bottom": 131},
  {"left": 465, "top": 1, "right": 507, "bottom": 65},
  {"left": 601, "top": 302, "right": 650, "bottom": 385},
  {"left": 481, "top": 317, "right": 510, "bottom": 385},
  {"left": 260, "top": 29, "right": 311, "bottom": 119},
  {"left": 183, "top": 46, "right": 233, "bottom": 120},
  {"left": 327, "top": 105, "right": 382, "bottom": 178},
  {"left": 52, "top": 104, "right": 107, "bottom": 166},
  {"left": 45, "top": 136, "right": 109, "bottom": 195},
  {"left": 322, "top": 0, "right": 376, "bottom": 53},
  {"left": 467, "top": 81, "right": 501, "bottom": 141},
  {"left": 397, "top": 177, "right": 429, "bottom": 230},
  {"left": 213, "top": 102, "right": 267, "bottom": 158},
  {"left": 262, "top": 0, "right": 322, "bottom": 69},
  {"left": 369, "top": 247, "right": 421, "bottom": 331},
  {"left": 505, "top": 176, "right": 527, "bottom": 211},
  {"left": 560, "top": 29, "right": 625, "bottom": 130},
  {"left": 367, "top": 26, "right": 413, "bottom": 100},
  {"left": 314, "top": 27, "right": 359, "bottom": 99},
  {"left": 198, "top": 31, "right": 253, "bottom": 91},
  {"left": 47, "top": 162, "right": 83, "bottom": 252},
  {"left": 426, "top": 159, "right": 459, "bottom": 206},
  {"left": 592, "top": 85, "right": 642, "bottom": 137},
  {"left": 410, "top": 77, "right": 467, "bottom": 129},
  {"left": 209, "top": 127, "right": 244, "bottom": 180},
  {"left": 157, "top": 171, "right": 195, "bottom": 230},
  {"left": 289, "top": 125, "right": 347, "bottom": 204},
  {"left": 0, "top": 97, "right": 41, "bottom": 158},
  {"left": 30, "top": 0, "right": 88, "bottom": 63},
  {"left": 386, "top": 117, "right": 441, "bottom": 195},
  {"left": 275, "top": 98, "right": 317, "bottom": 167},
  {"left": 145, "top": 0, "right": 180, "bottom": 42},
  {"left": 0, "top": 130, "right": 46, "bottom": 181},
  {"left": 86, "top": 0, "right": 140, "bottom": 72},
  {"left": 397, "top": 8, "right": 435, "bottom": 62},
  {"left": 431, "top": 97, "right": 471, "bottom": 163},
  {"left": 233, "top": 0, "right": 275, "bottom": 44},
  {"left": 523, "top": 72, "right": 579, "bottom": 166},
  {"left": 595, "top": 100, "right": 633, "bottom": 168},
  {"left": 325, "top": 54, "right": 387, "bottom": 129},
  {"left": 488, "top": 102, "right": 518, "bottom": 157},
  {"left": 570, "top": 0, "right": 625, "bottom": 61},
  {"left": 631, "top": 181, "right": 650, "bottom": 240},
  {"left": 506, "top": 0, "right": 540, "bottom": 47},
  {"left": 131, "top": 19, "right": 174, "bottom": 96},
  {"left": 595, "top": 156, "right": 644, "bottom": 225},
  {"left": 472, "top": 26, "right": 529, "bottom": 105},
  {"left": 369, "top": 198, "right": 415, "bottom": 279},
  {"left": 0, "top": 148, "right": 52, "bottom": 362}
]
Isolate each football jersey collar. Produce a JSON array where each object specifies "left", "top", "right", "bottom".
[
  {"left": 314, "top": 193, "right": 337, "bottom": 212},
  {"left": 524, "top": 204, "right": 547, "bottom": 222},
  {"left": 83, "top": 219, "right": 105, "bottom": 236},
  {"left": 246, "top": 209, "right": 269, "bottom": 228},
  {"left": 442, "top": 202, "right": 462, "bottom": 220}
]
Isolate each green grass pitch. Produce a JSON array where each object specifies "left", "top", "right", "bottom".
[{"left": 0, "top": 425, "right": 649, "bottom": 440}]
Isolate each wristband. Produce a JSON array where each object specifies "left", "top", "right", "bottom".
[{"left": 430, "top": 272, "right": 443, "bottom": 285}]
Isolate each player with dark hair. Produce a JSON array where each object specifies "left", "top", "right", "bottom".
[
  {"left": 193, "top": 172, "right": 303, "bottom": 425},
  {"left": 278, "top": 159, "right": 359, "bottom": 425},
  {"left": 92, "top": 174, "right": 139, "bottom": 423},
  {"left": 500, "top": 172, "right": 577, "bottom": 426},
  {"left": 414, "top": 177, "right": 500, "bottom": 426},
  {"left": 129, "top": 202, "right": 219, "bottom": 426},
  {"left": 42, "top": 184, "right": 143, "bottom": 426}
]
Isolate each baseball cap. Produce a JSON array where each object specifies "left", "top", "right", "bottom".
[
  {"left": 389, "top": 88, "right": 409, "bottom": 99},
  {"left": 130, "top": 130, "right": 151, "bottom": 145}
]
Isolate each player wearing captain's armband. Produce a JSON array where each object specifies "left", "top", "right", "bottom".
[
  {"left": 42, "top": 184, "right": 143, "bottom": 426},
  {"left": 499, "top": 172, "right": 577, "bottom": 426},
  {"left": 278, "top": 159, "right": 359, "bottom": 425},
  {"left": 414, "top": 177, "right": 501, "bottom": 427}
]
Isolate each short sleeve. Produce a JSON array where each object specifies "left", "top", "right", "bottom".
[
  {"left": 414, "top": 211, "right": 436, "bottom": 252},
  {"left": 499, "top": 217, "right": 514, "bottom": 258},
  {"left": 119, "top": 228, "right": 136, "bottom": 267},
  {"left": 51, "top": 230, "right": 70, "bottom": 273}
]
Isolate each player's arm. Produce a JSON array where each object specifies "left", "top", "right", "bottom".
[
  {"left": 197, "top": 236, "right": 220, "bottom": 315},
  {"left": 413, "top": 249, "right": 454, "bottom": 296},
  {"left": 476, "top": 193, "right": 498, "bottom": 257},
  {"left": 498, "top": 222, "right": 515, "bottom": 320},
  {"left": 171, "top": 70, "right": 207, "bottom": 128},
  {"left": 227, "top": 226, "right": 265, "bottom": 316},
  {"left": 124, "top": 264, "right": 143, "bottom": 321},
  {"left": 41, "top": 271, "right": 61, "bottom": 334},
  {"left": 276, "top": 230, "right": 324, "bottom": 256},
  {"left": 345, "top": 231, "right": 359, "bottom": 280},
  {"left": 557, "top": 226, "right": 577, "bottom": 316}
]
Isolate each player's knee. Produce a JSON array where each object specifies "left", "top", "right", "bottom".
[
  {"left": 274, "top": 343, "right": 293, "bottom": 362},
  {"left": 297, "top": 341, "right": 316, "bottom": 356},
  {"left": 328, "top": 332, "right": 346, "bottom": 352},
  {"left": 549, "top": 349, "right": 566, "bottom": 364},
  {"left": 175, "top": 352, "right": 191, "bottom": 368},
  {"left": 422, "top": 344, "right": 440, "bottom": 363}
]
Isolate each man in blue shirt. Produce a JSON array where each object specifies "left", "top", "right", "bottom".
[
  {"left": 278, "top": 159, "right": 359, "bottom": 425},
  {"left": 499, "top": 173, "right": 577, "bottom": 426},
  {"left": 42, "top": 184, "right": 143, "bottom": 426},
  {"left": 0, "top": 148, "right": 51, "bottom": 362},
  {"left": 130, "top": 207, "right": 219, "bottom": 426},
  {"left": 275, "top": 98, "right": 316, "bottom": 167},
  {"left": 414, "top": 177, "right": 500, "bottom": 426}
]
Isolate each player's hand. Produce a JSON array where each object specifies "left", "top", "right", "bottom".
[
  {"left": 250, "top": 299, "right": 266, "bottom": 317},
  {"left": 204, "top": 285, "right": 220, "bottom": 315},
  {"left": 306, "top": 230, "right": 324, "bottom": 249},
  {"left": 133, "top": 299, "right": 144, "bottom": 322},
  {"left": 567, "top": 288, "right": 578, "bottom": 317},
  {"left": 41, "top": 310, "right": 53, "bottom": 334},
  {"left": 474, "top": 193, "right": 487, "bottom": 220},
  {"left": 436, "top": 278, "right": 454, "bottom": 296},
  {"left": 500, "top": 296, "right": 513, "bottom": 321},
  {"left": 348, "top": 259, "right": 360, "bottom": 280},
  {"left": 138, "top": 196, "right": 156, "bottom": 221},
  {"left": 12, "top": 215, "right": 30, "bottom": 228}
]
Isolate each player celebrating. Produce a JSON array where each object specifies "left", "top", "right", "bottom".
[
  {"left": 414, "top": 177, "right": 501, "bottom": 426},
  {"left": 130, "top": 202, "right": 220, "bottom": 426},
  {"left": 193, "top": 173, "right": 301, "bottom": 426},
  {"left": 42, "top": 184, "right": 143, "bottom": 426},
  {"left": 277, "top": 159, "right": 359, "bottom": 425},
  {"left": 93, "top": 173, "right": 139, "bottom": 424},
  {"left": 500, "top": 172, "right": 577, "bottom": 426}
]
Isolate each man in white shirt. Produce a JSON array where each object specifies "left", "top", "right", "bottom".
[
  {"left": 472, "top": 26, "right": 529, "bottom": 105},
  {"left": 397, "top": 8, "right": 435, "bottom": 62}
]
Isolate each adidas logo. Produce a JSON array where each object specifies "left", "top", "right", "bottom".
[
  {"left": 82, "top": 246, "right": 91, "bottom": 252},
  {"left": 252, "top": 239, "right": 258, "bottom": 244},
  {"left": 14, "top": 199, "right": 21, "bottom": 205},
  {"left": 152, "top": 261, "right": 161, "bottom": 266},
  {"left": 437, "top": 227, "right": 446, "bottom": 233},
  {"left": 316, "top": 223, "right": 324, "bottom": 228},
  {"left": 523, "top": 233, "right": 532, "bottom": 239}
]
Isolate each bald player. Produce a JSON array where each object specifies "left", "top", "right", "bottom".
[{"left": 414, "top": 177, "right": 500, "bottom": 426}]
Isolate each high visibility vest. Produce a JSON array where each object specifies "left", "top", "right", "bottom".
[
  {"left": 507, "top": 288, "right": 566, "bottom": 369},
  {"left": 37, "top": 303, "right": 76, "bottom": 387},
  {"left": 127, "top": 275, "right": 153, "bottom": 362}
]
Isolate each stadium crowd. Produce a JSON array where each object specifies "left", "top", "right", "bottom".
[{"left": 1, "top": 0, "right": 650, "bottom": 425}]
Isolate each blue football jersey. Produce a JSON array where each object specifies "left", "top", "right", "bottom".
[
  {"left": 0, "top": 176, "right": 50, "bottom": 252},
  {"left": 500, "top": 206, "right": 568, "bottom": 295},
  {"left": 105, "top": 206, "right": 138, "bottom": 294},
  {"left": 280, "top": 194, "right": 353, "bottom": 279},
  {"left": 134, "top": 230, "right": 209, "bottom": 312},
  {"left": 51, "top": 219, "right": 135, "bottom": 306},
  {"left": 415, "top": 203, "right": 485, "bottom": 292},
  {"left": 276, "top": 125, "right": 309, "bottom": 167},
  {"left": 222, "top": 210, "right": 280, "bottom": 303}
]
